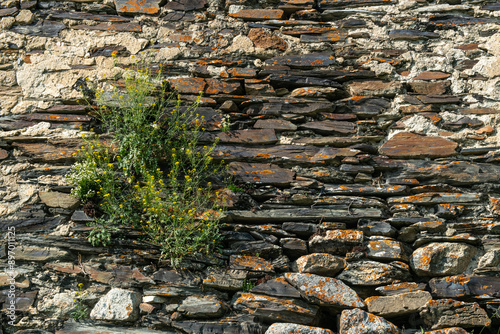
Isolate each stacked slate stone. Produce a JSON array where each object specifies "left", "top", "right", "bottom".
[{"left": 1, "top": 0, "right": 500, "bottom": 333}]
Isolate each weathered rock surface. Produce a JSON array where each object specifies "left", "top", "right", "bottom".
[
  {"left": 339, "top": 308, "right": 399, "bottom": 334},
  {"left": 336, "top": 260, "right": 411, "bottom": 286},
  {"left": 296, "top": 253, "right": 345, "bottom": 276},
  {"left": 366, "top": 290, "right": 432, "bottom": 317},
  {"left": 285, "top": 273, "right": 365, "bottom": 308},
  {"left": 233, "top": 292, "right": 319, "bottom": 325},
  {"left": 90, "top": 288, "right": 142, "bottom": 321},
  {"left": 420, "top": 299, "right": 491, "bottom": 329},
  {"left": 410, "top": 243, "right": 477, "bottom": 276},
  {"left": 266, "top": 323, "right": 334, "bottom": 334},
  {"left": 380, "top": 132, "right": 458, "bottom": 158},
  {"left": 177, "top": 295, "right": 226, "bottom": 318}
]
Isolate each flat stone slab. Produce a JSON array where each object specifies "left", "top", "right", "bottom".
[
  {"left": 388, "top": 192, "right": 482, "bottom": 205},
  {"left": 173, "top": 320, "right": 264, "bottom": 334},
  {"left": 339, "top": 308, "right": 399, "bottom": 334},
  {"left": 266, "top": 323, "right": 333, "bottom": 334},
  {"left": 410, "top": 242, "right": 477, "bottom": 277},
  {"left": 366, "top": 290, "right": 432, "bottom": 317},
  {"left": 115, "top": 0, "right": 161, "bottom": 15},
  {"left": 177, "top": 295, "right": 225, "bottom": 318},
  {"left": 16, "top": 245, "right": 70, "bottom": 262},
  {"left": 72, "top": 22, "right": 142, "bottom": 32},
  {"left": 300, "top": 120, "right": 356, "bottom": 135},
  {"left": 50, "top": 10, "right": 131, "bottom": 22},
  {"left": 348, "top": 80, "right": 402, "bottom": 97},
  {"left": 167, "top": 77, "right": 206, "bottom": 94},
  {"left": 202, "top": 268, "right": 246, "bottom": 291},
  {"left": 254, "top": 119, "right": 297, "bottom": 130},
  {"left": 229, "top": 9, "right": 284, "bottom": 21},
  {"left": 46, "top": 263, "right": 154, "bottom": 287},
  {"left": 375, "top": 282, "right": 428, "bottom": 296},
  {"left": 39, "top": 191, "right": 80, "bottom": 210},
  {"left": 229, "top": 162, "right": 294, "bottom": 186},
  {"left": 366, "top": 238, "right": 409, "bottom": 261},
  {"left": 10, "top": 20, "right": 66, "bottom": 37},
  {"left": 250, "top": 277, "right": 301, "bottom": 298},
  {"left": 420, "top": 299, "right": 491, "bottom": 330},
  {"left": 228, "top": 207, "right": 385, "bottom": 223},
  {"left": 213, "top": 145, "right": 360, "bottom": 165},
  {"left": 165, "top": 0, "right": 207, "bottom": 11},
  {"left": 296, "top": 253, "right": 345, "bottom": 276},
  {"left": 265, "top": 53, "right": 336, "bottom": 68},
  {"left": 324, "top": 184, "right": 408, "bottom": 196},
  {"left": 201, "top": 129, "right": 278, "bottom": 145},
  {"left": 413, "top": 71, "right": 451, "bottom": 81},
  {"left": 429, "top": 275, "right": 500, "bottom": 299},
  {"left": 336, "top": 260, "right": 412, "bottom": 286},
  {"left": 379, "top": 132, "right": 457, "bottom": 158},
  {"left": 389, "top": 29, "right": 439, "bottom": 40},
  {"left": 229, "top": 255, "right": 274, "bottom": 273},
  {"left": 309, "top": 230, "right": 363, "bottom": 255},
  {"left": 233, "top": 292, "right": 319, "bottom": 325},
  {"left": 285, "top": 273, "right": 365, "bottom": 308}
]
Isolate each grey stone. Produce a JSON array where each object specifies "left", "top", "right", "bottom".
[
  {"left": 410, "top": 243, "right": 477, "bottom": 276},
  {"left": 265, "top": 323, "right": 334, "bottom": 334},
  {"left": 336, "top": 260, "right": 412, "bottom": 286},
  {"left": 233, "top": 292, "right": 319, "bottom": 325},
  {"left": 339, "top": 308, "right": 399, "bottom": 334},
  {"left": 295, "top": 253, "right": 345, "bottom": 276},
  {"left": 90, "top": 288, "right": 142, "bottom": 321},
  {"left": 366, "top": 290, "right": 432, "bottom": 317},
  {"left": 309, "top": 229, "right": 363, "bottom": 255},
  {"left": 285, "top": 272, "right": 365, "bottom": 308},
  {"left": 37, "top": 292, "right": 76, "bottom": 318},
  {"left": 177, "top": 295, "right": 225, "bottom": 318},
  {"left": 16, "top": 245, "right": 70, "bottom": 262},
  {"left": 38, "top": 191, "right": 80, "bottom": 210},
  {"left": 420, "top": 299, "right": 491, "bottom": 329}
]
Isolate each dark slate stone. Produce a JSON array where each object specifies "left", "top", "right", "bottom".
[
  {"left": 265, "top": 53, "right": 336, "bottom": 69},
  {"left": 165, "top": 0, "right": 207, "bottom": 11},
  {"left": 163, "top": 11, "right": 197, "bottom": 21},
  {"left": 482, "top": 4, "right": 500, "bottom": 11},
  {"left": 50, "top": 10, "right": 131, "bottom": 22},
  {"left": 250, "top": 278, "right": 302, "bottom": 298},
  {"left": 10, "top": 20, "right": 66, "bottom": 37},
  {"left": 266, "top": 74, "right": 342, "bottom": 88},
  {"left": 300, "top": 30, "right": 347, "bottom": 43},
  {"left": 173, "top": 320, "right": 264, "bottom": 334},
  {"left": 388, "top": 29, "right": 440, "bottom": 40},
  {"left": 229, "top": 162, "right": 295, "bottom": 186},
  {"left": 70, "top": 211, "right": 94, "bottom": 223},
  {"left": 319, "top": 0, "right": 396, "bottom": 9},
  {"left": 21, "top": 1, "right": 37, "bottom": 9},
  {"left": 428, "top": 15, "right": 499, "bottom": 29},
  {"left": 0, "top": 7, "right": 18, "bottom": 17},
  {"left": 282, "top": 222, "right": 318, "bottom": 237},
  {"left": 417, "top": 95, "right": 461, "bottom": 104},
  {"left": 212, "top": 145, "right": 360, "bottom": 165},
  {"left": 244, "top": 101, "right": 334, "bottom": 115},
  {"left": 22, "top": 114, "right": 92, "bottom": 122},
  {"left": 300, "top": 120, "right": 356, "bottom": 135},
  {"left": 71, "top": 22, "right": 142, "bottom": 32},
  {"left": 392, "top": 160, "right": 500, "bottom": 186}
]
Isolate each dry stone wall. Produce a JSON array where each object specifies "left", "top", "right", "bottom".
[{"left": 1, "top": 0, "right": 500, "bottom": 333}]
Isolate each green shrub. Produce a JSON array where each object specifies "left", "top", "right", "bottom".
[{"left": 67, "top": 57, "right": 224, "bottom": 267}]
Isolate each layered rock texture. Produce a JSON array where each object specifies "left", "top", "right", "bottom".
[{"left": 1, "top": 0, "right": 500, "bottom": 333}]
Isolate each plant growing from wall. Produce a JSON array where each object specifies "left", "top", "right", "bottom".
[{"left": 67, "top": 57, "right": 224, "bottom": 267}]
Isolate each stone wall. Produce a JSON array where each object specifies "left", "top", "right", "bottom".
[{"left": 1, "top": 0, "right": 500, "bottom": 333}]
